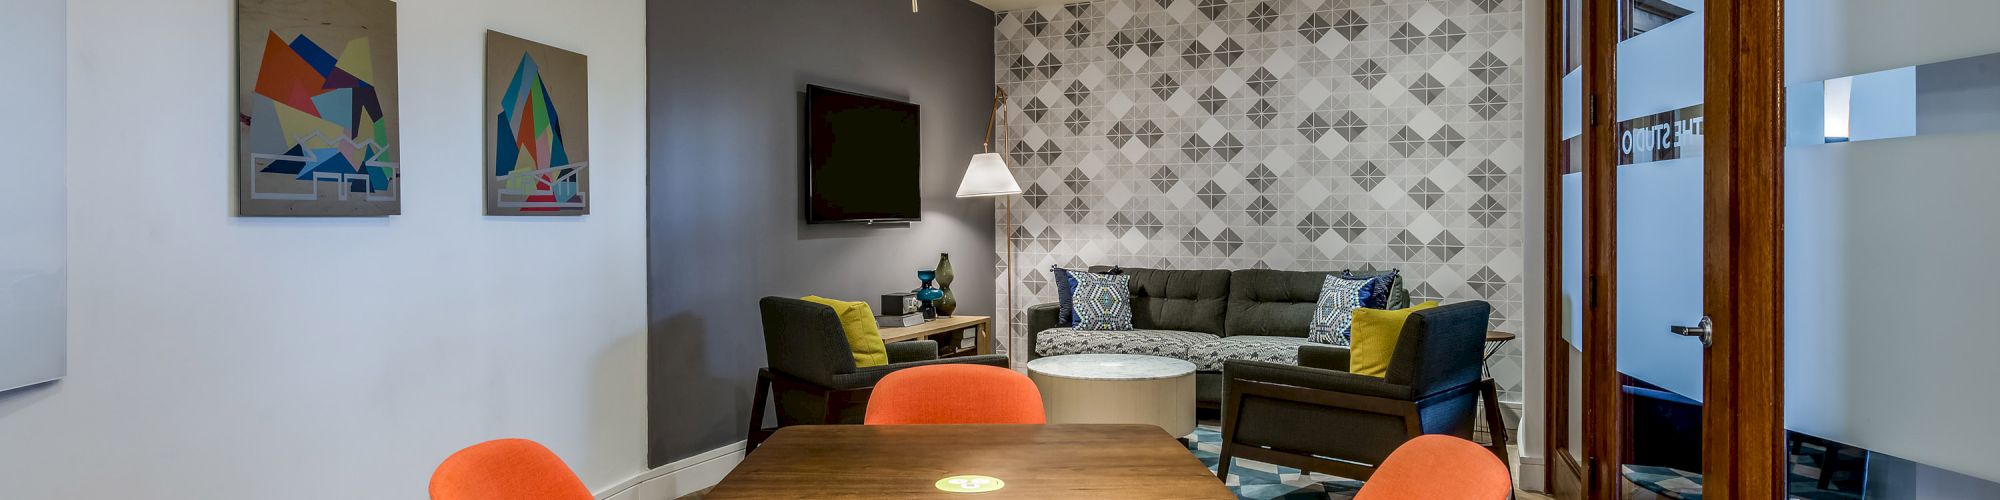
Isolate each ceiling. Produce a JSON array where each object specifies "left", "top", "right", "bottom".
[{"left": 970, "top": 0, "right": 1073, "bottom": 12}]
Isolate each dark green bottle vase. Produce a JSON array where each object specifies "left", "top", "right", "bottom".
[{"left": 934, "top": 253, "right": 957, "bottom": 316}]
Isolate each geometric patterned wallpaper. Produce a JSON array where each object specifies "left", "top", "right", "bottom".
[{"left": 990, "top": 0, "right": 1529, "bottom": 404}]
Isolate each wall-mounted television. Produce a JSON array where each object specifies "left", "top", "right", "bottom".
[{"left": 804, "top": 84, "right": 921, "bottom": 223}]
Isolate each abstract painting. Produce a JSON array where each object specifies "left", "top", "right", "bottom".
[
  {"left": 485, "top": 31, "right": 590, "bottom": 216},
  {"left": 236, "top": 0, "right": 399, "bottom": 216}
]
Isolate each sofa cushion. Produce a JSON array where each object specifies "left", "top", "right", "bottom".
[
  {"left": 1186, "top": 335, "right": 1312, "bottom": 371},
  {"left": 1225, "top": 269, "right": 1337, "bottom": 338},
  {"left": 1033, "top": 328, "right": 1218, "bottom": 360},
  {"left": 1227, "top": 269, "right": 1410, "bottom": 338},
  {"left": 1089, "top": 267, "right": 1231, "bottom": 334}
]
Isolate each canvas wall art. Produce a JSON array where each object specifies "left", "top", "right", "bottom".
[
  {"left": 485, "top": 31, "right": 590, "bottom": 216},
  {"left": 236, "top": 0, "right": 399, "bottom": 216}
]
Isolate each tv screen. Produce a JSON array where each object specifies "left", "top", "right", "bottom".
[{"left": 804, "top": 85, "right": 921, "bottom": 223}]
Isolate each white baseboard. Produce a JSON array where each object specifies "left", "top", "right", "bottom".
[
  {"left": 1515, "top": 453, "right": 1547, "bottom": 493},
  {"left": 596, "top": 441, "right": 746, "bottom": 500}
]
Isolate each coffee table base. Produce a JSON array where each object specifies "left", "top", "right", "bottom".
[{"left": 1030, "top": 371, "right": 1197, "bottom": 438}]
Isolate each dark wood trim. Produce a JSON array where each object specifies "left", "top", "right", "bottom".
[
  {"left": 1540, "top": 0, "right": 1576, "bottom": 493},
  {"left": 1703, "top": 0, "right": 1787, "bottom": 497},
  {"left": 1580, "top": 0, "right": 1621, "bottom": 495}
]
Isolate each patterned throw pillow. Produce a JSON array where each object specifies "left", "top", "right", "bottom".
[
  {"left": 1052, "top": 266, "right": 1123, "bottom": 327},
  {"left": 1070, "top": 272, "right": 1134, "bottom": 331},
  {"left": 1306, "top": 274, "right": 1389, "bottom": 345},
  {"left": 1341, "top": 269, "right": 1399, "bottom": 309}
]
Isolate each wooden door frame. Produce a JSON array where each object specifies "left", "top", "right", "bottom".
[
  {"left": 1700, "top": 0, "right": 1786, "bottom": 498},
  {"left": 1540, "top": 0, "right": 1786, "bottom": 497},
  {"left": 1539, "top": 0, "right": 1583, "bottom": 496}
]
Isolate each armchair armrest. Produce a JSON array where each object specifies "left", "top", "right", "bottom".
[
  {"left": 1024, "top": 302, "right": 1062, "bottom": 360},
  {"left": 827, "top": 354, "right": 1010, "bottom": 390},
  {"left": 1223, "top": 360, "right": 1413, "bottom": 401},
  {"left": 886, "top": 340, "right": 939, "bottom": 363},
  {"left": 1297, "top": 344, "right": 1352, "bottom": 371}
]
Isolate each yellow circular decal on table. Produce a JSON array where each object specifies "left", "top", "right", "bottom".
[{"left": 935, "top": 475, "right": 1005, "bottom": 493}]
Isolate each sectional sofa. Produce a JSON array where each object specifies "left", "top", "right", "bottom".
[{"left": 1024, "top": 266, "right": 1410, "bottom": 407}]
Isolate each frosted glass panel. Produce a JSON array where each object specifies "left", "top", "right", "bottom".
[
  {"left": 1614, "top": 13, "right": 1704, "bottom": 120},
  {"left": 0, "top": 0, "right": 66, "bottom": 393},
  {"left": 1614, "top": 158, "right": 1704, "bottom": 400},
  {"left": 1786, "top": 0, "right": 2000, "bottom": 487}
]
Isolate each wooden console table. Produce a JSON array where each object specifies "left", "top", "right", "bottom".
[{"left": 878, "top": 315, "right": 992, "bottom": 358}]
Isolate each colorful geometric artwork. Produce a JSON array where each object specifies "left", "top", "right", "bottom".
[
  {"left": 485, "top": 31, "right": 589, "bottom": 216},
  {"left": 236, "top": 0, "right": 398, "bottom": 216}
]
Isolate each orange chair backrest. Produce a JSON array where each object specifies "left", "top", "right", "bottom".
[
  {"left": 865, "top": 364, "right": 1046, "bottom": 425},
  {"left": 1354, "top": 434, "right": 1512, "bottom": 500},
  {"left": 430, "top": 438, "right": 593, "bottom": 500}
]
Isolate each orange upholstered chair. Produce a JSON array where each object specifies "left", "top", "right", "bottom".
[
  {"left": 1354, "top": 435, "right": 1512, "bottom": 500},
  {"left": 864, "top": 364, "right": 1046, "bottom": 425},
  {"left": 430, "top": 439, "right": 592, "bottom": 500}
]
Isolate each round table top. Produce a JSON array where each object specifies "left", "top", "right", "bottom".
[
  {"left": 1025, "top": 354, "right": 1197, "bottom": 381},
  {"left": 1486, "top": 330, "right": 1516, "bottom": 342}
]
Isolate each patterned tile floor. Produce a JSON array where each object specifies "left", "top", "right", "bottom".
[
  {"left": 1184, "top": 424, "right": 1546, "bottom": 500},
  {"left": 1185, "top": 425, "right": 1370, "bottom": 499}
]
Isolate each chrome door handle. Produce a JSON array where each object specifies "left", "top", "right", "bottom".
[{"left": 1670, "top": 316, "right": 1713, "bottom": 348}]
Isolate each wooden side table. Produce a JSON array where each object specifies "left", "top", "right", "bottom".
[{"left": 877, "top": 315, "right": 993, "bottom": 357}]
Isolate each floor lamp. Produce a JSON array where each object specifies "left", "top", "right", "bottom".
[{"left": 956, "top": 88, "right": 1022, "bottom": 367}]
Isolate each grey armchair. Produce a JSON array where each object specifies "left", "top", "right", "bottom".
[
  {"left": 1215, "top": 300, "right": 1498, "bottom": 481},
  {"left": 746, "top": 297, "right": 1008, "bottom": 452}
]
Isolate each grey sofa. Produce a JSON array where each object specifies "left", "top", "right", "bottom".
[{"left": 1024, "top": 267, "right": 1409, "bottom": 407}]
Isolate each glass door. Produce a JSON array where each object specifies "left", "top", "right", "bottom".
[
  {"left": 1547, "top": 0, "right": 1787, "bottom": 496},
  {"left": 1608, "top": 1, "right": 1709, "bottom": 497}
]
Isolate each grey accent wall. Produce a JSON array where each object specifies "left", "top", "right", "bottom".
[
  {"left": 991, "top": 0, "right": 1528, "bottom": 403},
  {"left": 646, "top": 0, "right": 997, "bottom": 466}
]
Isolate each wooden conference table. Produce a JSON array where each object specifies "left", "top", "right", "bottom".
[{"left": 705, "top": 424, "right": 1234, "bottom": 499}]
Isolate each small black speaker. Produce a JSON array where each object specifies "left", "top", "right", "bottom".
[{"left": 881, "top": 292, "right": 919, "bottom": 316}]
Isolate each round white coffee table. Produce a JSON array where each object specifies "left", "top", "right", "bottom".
[{"left": 1025, "top": 354, "right": 1197, "bottom": 438}]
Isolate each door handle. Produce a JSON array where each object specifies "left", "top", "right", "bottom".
[{"left": 1670, "top": 316, "right": 1713, "bottom": 348}]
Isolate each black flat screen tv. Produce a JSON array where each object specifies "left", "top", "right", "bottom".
[{"left": 804, "top": 85, "right": 921, "bottom": 223}]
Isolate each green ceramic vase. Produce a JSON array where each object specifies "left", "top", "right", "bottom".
[{"left": 934, "top": 253, "right": 957, "bottom": 316}]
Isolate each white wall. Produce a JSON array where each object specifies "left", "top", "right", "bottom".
[
  {"left": 0, "top": 0, "right": 68, "bottom": 394},
  {"left": 0, "top": 0, "right": 651, "bottom": 498},
  {"left": 1517, "top": 0, "right": 1549, "bottom": 490},
  {"left": 1785, "top": 0, "right": 2000, "bottom": 484}
]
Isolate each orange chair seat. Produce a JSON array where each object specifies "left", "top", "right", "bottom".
[
  {"left": 1353, "top": 434, "right": 1512, "bottom": 500},
  {"left": 865, "top": 364, "right": 1045, "bottom": 425},
  {"left": 431, "top": 438, "right": 592, "bottom": 500}
]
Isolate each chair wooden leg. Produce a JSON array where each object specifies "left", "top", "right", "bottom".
[
  {"left": 1479, "top": 378, "right": 1509, "bottom": 466},
  {"left": 746, "top": 371, "right": 773, "bottom": 453},
  {"left": 1214, "top": 445, "right": 1234, "bottom": 482}
]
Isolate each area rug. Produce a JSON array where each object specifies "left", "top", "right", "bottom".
[{"left": 1183, "top": 425, "right": 1367, "bottom": 500}]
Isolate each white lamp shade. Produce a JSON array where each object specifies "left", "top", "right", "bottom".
[{"left": 955, "top": 153, "right": 1022, "bottom": 198}]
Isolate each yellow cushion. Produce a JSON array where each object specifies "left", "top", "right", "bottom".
[
  {"left": 801, "top": 296, "right": 889, "bottom": 368},
  {"left": 1348, "top": 301, "right": 1440, "bottom": 378}
]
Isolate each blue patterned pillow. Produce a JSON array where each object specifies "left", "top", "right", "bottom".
[
  {"left": 1070, "top": 272, "right": 1134, "bottom": 331},
  {"left": 1051, "top": 267, "right": 1077, "bottom": 327},
  {"left": 1052, "top": 266, "right": 1123, "bottom": 327},
  {"left": 1341, "top": 269, "right": 1398, "bottom": 310},
  {"left": 1307, "top": 274, "right": 1389, "bottom": 345}
]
